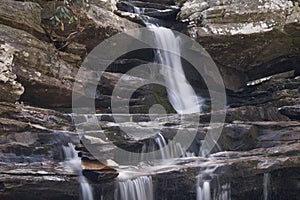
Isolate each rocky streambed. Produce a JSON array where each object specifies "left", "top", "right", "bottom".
[{"left": 0, "top": 0, "right": 299, "bottom": 199}]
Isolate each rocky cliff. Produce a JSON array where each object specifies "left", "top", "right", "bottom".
[{"left": 0, "top": 0, "right": 299, "bottom": 199}]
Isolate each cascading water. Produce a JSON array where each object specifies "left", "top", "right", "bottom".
[
  {"left": 197, "top": 181, "right": 211, "bottom": 200},
  {"left": 197, "top": 180, "right": 231, "bottom": 200},
  {"left": 196, "top": 167, "right": 231, "bottom": 200},
  {"left": 263, "top": 173, "right": 271, "bottom": 200},
  {"left": 213, "top": 183, "right": 231, "bottom": 200},
  {"left": 115, "top": 176, "right": 154, "bottom": 200},
  {"left": 196, "top": 167, "right": 214, "bottom": 200},
  {"left": 63, "top": 143, "right": 94, "bottom": 200},
  {"left": 131, "top": 2, "right": 204, "bottom": 114},
  {"left": 151, "top": 25, "right": 204, "bottom": 114},
  {"left": 129, "top": 133, "right": 187, "bottom": 164},
  {"left": 153, "top": 134, "right": 190, "bottom": 159},
  {"left": 115, "top": 3, "right": 206, "bottom": 200},
  {"left": 154, "top": 133, "right": 171, "bottom": 159}
]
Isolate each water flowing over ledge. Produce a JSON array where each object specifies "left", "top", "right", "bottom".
[{"left": 63, "top": 143, "right": 94, "bottom": 200}]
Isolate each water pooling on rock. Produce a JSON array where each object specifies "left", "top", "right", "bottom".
[{"left": 63, "top": 143, "right": 94, "bottom": 200}]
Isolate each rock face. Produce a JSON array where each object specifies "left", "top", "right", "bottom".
[
  {"left": 153, "top": 144, "right": 300, "bottom": 200},
  {"left": 0, "top": 0, "right": 299, "bottom": 199},
  {"left": 117, "top": 0, "right": 180, "bottom": 20},
  {"left": 0, "top": 102, "right": 117, "bottom": 200},
  {"left": 40, "top": 2, "right": 140, "bottom": 52},
  {"left": 178, "top": 0, "right": 300, "bottom": 90},
  {"left": 0, "top": 24, "right": 76, "bottom": 108},
  {"left": 0, "top": 0, "right": 46, "bottom": 40},
  {"left": 91, "top": 0, "right": 118, "bottom": 12},
  {"left": 0, "top": 0, "right": 142, "bottom": 109},
  {"left": 227, "top": 74, "right": 300, "bottom": 108},
  {"left": 1, "top": 102, "right": 299, "bottom": 199},
  {"left": 279, "top": 105, "right": 300, "bottom": 120},
  {"left": 0, "top": 43, "right": 24, "bottom": 102}
]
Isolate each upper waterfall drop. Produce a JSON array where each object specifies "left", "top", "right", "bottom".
[
  {"left": 150, "top": 25, "right": 205, "bottom": 114},
  {"left": 130, "top": 4, "right": 204, "bottom": 114}
]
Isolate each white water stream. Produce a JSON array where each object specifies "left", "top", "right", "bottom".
[
  {"left": 151, "top": 25, "right": 204, "bottom": 114},
  {"left": 263, "top": 173, "right": 271, "bottom": 200},
  {"left": 63, "top": 143, "right": 94, "bottom": 200},
  {"left": 115, "top": 176, "right": 154, "bottom": 200}
]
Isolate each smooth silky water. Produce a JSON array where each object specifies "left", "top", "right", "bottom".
[
  {"left": 113, "top": 3, "right": 210, "bottom": 200},
  {"left": 74, "top": 3, "right": 225, "bottom": 200},
  {"left": 63, "top": 143, "right": 94, "bottom": 200}
]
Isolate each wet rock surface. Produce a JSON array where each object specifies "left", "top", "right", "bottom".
[
  {"left": 0, "top": 0, "right": 299, "bottom": 199},
  {"left": 0, "top": 102, "right": 116, "bottom": 199}
]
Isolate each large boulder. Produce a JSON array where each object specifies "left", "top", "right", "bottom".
[
  {"left": 41, "top": 3, "right": 140, "bottom": 52},
  {"left": 0, "top": 0, "right": 142, "bottom": 108},
  {"left": 0, "top": 43, "right": 24, "bottom": 102},
  {"left": 0, "top": 0, "right": 46, "bottom": 41},
  {"left": 227, "top": 75, "right": 300, "bottom": 108},
  {"left": 0, "top": 24, "right": 77, "bottom": 107},
  {"left": 178, "top": 0, "right": 300, "bottom": 90},
  {"left": 91, "top": 0, "right": 118, "bottom": 12},
  {"left": 0, "top": 16, "right": 163, "bottom": 111}
]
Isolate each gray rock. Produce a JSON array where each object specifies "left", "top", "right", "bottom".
[
  {"left": 279, "top": 105, "right": 300, "bottom": 120},
  {"left": 178, "top": 0, "right": 300, "bottom": 90},
  {"left": 91, "top": 0, "right": 118, "bottom": 12},
  {"left": 41, "top": 3, "right": 141, "bottom": 52},
  {"left": 0, "top": 43, "right": 24, "bottom": 102},
  {"left": 0, "top": 24, "right": 76, "bottom": 108},
  {"left": 0, "top": 0, "right": 46, "bottom": 41}
]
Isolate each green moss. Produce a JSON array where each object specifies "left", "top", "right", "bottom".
[{"left": 153, "top": 84, "right": 176, "bottom": 113}]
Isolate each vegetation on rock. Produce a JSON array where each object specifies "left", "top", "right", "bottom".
[{"left": 50, "top": 0, "right": 91, "bottom": 31}]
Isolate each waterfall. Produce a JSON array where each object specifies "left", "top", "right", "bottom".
[
  {"left": 154, "top": 133, "right": 171, "bottom": 159},
  {"left": 263, "top": 173, "right": 271, "bottom": 200},
  {"left": 154, "top": 134, "right": 189, "bottom": 159},
  {"left": 129, "top": 2, "right": 204, "bottom": 114},
  {"left": 197, "top": 181, "right": 211, "bottom": 200},
  {"left": 63, "top": 143, "right": 94, "bottom": 200},
  {"left": 196, "top": 166, "right": 231, "bottom": 200},
  {"left": 151, "top": 25, "right": 204, "bottom": 114},
  {"left": 213, "top": 183, "right": 231, "bottom": 200},
  {"left": 116, "top": 3, "right": 205, "bottom": 200},
  {"left": 197, "top": 181, "right": 231, "bottom": 200},
  {"left": 133, "top": 6, "right": 145, "bottom": 14},
  {"left": 140, "top": 133, "right": 187, "bottom": 162},
  {"left": 115, "top": 176, "right": 154, "bottom": 200}
]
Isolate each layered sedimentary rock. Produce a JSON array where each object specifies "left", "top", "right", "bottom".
[
  {"left": 178, "top": 0, "right": 300, "bottom": 90},
  {"left": 0, "top": 0, "right": 299, "bottom": 199}
]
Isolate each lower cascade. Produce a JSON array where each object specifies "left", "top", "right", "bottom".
[
  {"left": 263, "top": 173, "right": 271, "bottom": 200},
  {"left": 126, "top": 132, "right": 189, "bottom": 164},
  {"left": 114, "top": 176, "right": 154, "bottom": 200},
  {"left": 197, "top": 181, "right": 231, "bottom": 200},
  {"left": 63, "top": 143, "right": 94, "bottom": 200},
  {"left": 197, "top": 181, "right": 211, "bottom": 200},
  {"left": 196, "top": 167, "right": 231, "bottom": 200}
]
